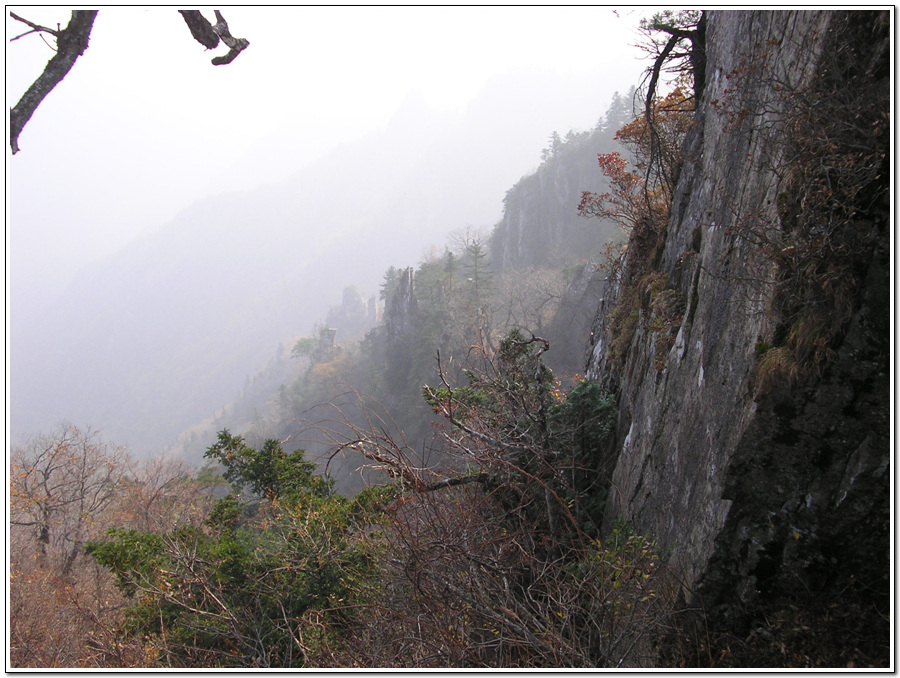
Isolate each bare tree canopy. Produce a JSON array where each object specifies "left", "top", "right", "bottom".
[{"left": 8, "top": 9, "right": 249, "bottom": 154}]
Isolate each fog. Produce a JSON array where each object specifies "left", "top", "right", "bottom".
[{"left": 7, "top": 7, "right": 650, "bottom": 456}]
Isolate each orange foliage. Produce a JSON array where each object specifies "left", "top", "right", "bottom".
[{"left": 579, "top": 85, "right": 694, "bottom": 235}]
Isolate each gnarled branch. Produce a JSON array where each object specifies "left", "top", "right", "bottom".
[
  {"left": 179, "top": 9, "right": 249, "bottom": 66},
  {"left": 10, "top": 9, "right": 250, "bottom": 154},
  {"left": 178, "top": 10, "right": 220, "bottom": 49},
  {"left": 9, "top": 10, "right": 98, "bottom": 154}
]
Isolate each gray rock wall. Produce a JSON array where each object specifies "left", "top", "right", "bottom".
[
  {"left": 490, "top": 135, "right": 620, "bottom": 273},
  {"left": 585, "top": 8, "right": 889, "bottom": 637}
]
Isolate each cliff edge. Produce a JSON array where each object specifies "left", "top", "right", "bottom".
[{"left": 586, "top": 10, "right": 890, "bottom": 665}]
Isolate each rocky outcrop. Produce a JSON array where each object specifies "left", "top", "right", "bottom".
[
  {"left": 544, "top": 259, "right": 609, "bottom": 377},
  {"left": 384, "top": 267, "right": 417, "bottom": 339},
  {"left": 490, "top": 131, "right": 621, "bottom": 272},
  {"left": 585, "top": 10, "right": 889, "bottom": 663}
]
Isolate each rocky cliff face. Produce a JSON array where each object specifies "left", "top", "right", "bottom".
[
  {"left": 490, "top": 131, "right": 621, "bottom": 272},
  {"left": 585, "top": 10, "right": 889, "bottom": 663}
]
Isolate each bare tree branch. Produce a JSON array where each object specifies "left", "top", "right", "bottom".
[
  {"left": 10, "top": 9, "right": 250, "bottom": 154},
  {"left": 210, "top": 10, "right": 250, "bottom": 65},
  {"left": 178, "top": 10, "right": 220, "bottom": 49},
  {"left": 178, "top": 9, "right": 249, "bottom": 66},
  {"left": 9, "top": 10, "right": 97, "bottom": 154},
  {"left": 9, "top": 11, "right": 60, "bottom": 41}
]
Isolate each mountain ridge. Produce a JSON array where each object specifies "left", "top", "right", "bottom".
[{"left": 11, "top": 67, "right": 626, "bottom": 455}]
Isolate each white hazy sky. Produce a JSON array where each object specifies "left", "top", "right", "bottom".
[{"left": 6, "top": 6, "right": 651, "bottom": 310}]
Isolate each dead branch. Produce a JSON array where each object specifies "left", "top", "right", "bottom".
[
  {"left": 9, "top": 11, "right": 60, "bottom": 41},
  {"left": 10, "top": 9, "right": 250, "bottom": 154},
  {"left": 178, "top": 10, "right": 249, "bottom": 65},
  {"left": 9, "top": 10, "right": 97, "bottom": 154}
]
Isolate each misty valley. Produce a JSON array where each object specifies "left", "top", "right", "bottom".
[{"left": 8, "top": 9, "right": 890, "bottom": 670}]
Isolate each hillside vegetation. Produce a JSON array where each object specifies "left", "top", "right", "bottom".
[{"left": 9, "top": 10, "right": 890, "bottom": 669}]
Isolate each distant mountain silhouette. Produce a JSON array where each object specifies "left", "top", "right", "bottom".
[{"left": 10, "top": 67, "right": 617, "bottom": 456}]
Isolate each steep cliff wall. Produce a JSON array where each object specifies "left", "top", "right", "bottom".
[
  {"left": 490, "top": 131, "right": 622, "bottom": 272},
  {"left": 585, "top": 10, "right": 889, "bottom": 663}
]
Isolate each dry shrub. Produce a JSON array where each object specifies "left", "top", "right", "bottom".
[{"left": 9, "top": 555, "right": 145, "bottom": 668}]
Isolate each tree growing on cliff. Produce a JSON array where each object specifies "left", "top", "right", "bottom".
[
  {"left": 638, "top": 10, "right": 706, "bottom": 104},
  {"left": 599, "top": 87, "right": 638, "bottom": 134},
  {"left": 633, "top": 10, "right": 705, "bottom": 214},
  {"left": 578, "top": 84, "right": 694, "bottom": 238}
]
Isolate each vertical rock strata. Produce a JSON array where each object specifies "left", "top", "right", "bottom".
[{"left": 586, "top": 9, "right": 889, "bottom": 656}]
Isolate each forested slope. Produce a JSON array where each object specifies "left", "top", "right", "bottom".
[
  {"left": 168, "top": 93, "right": 635, "bottom": 476},
  {"left": 10, "top": 70, "right": 615, "bottom": 457},
  {"left": 9, "top": 10, "right": 890, "bottom": 669}
]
